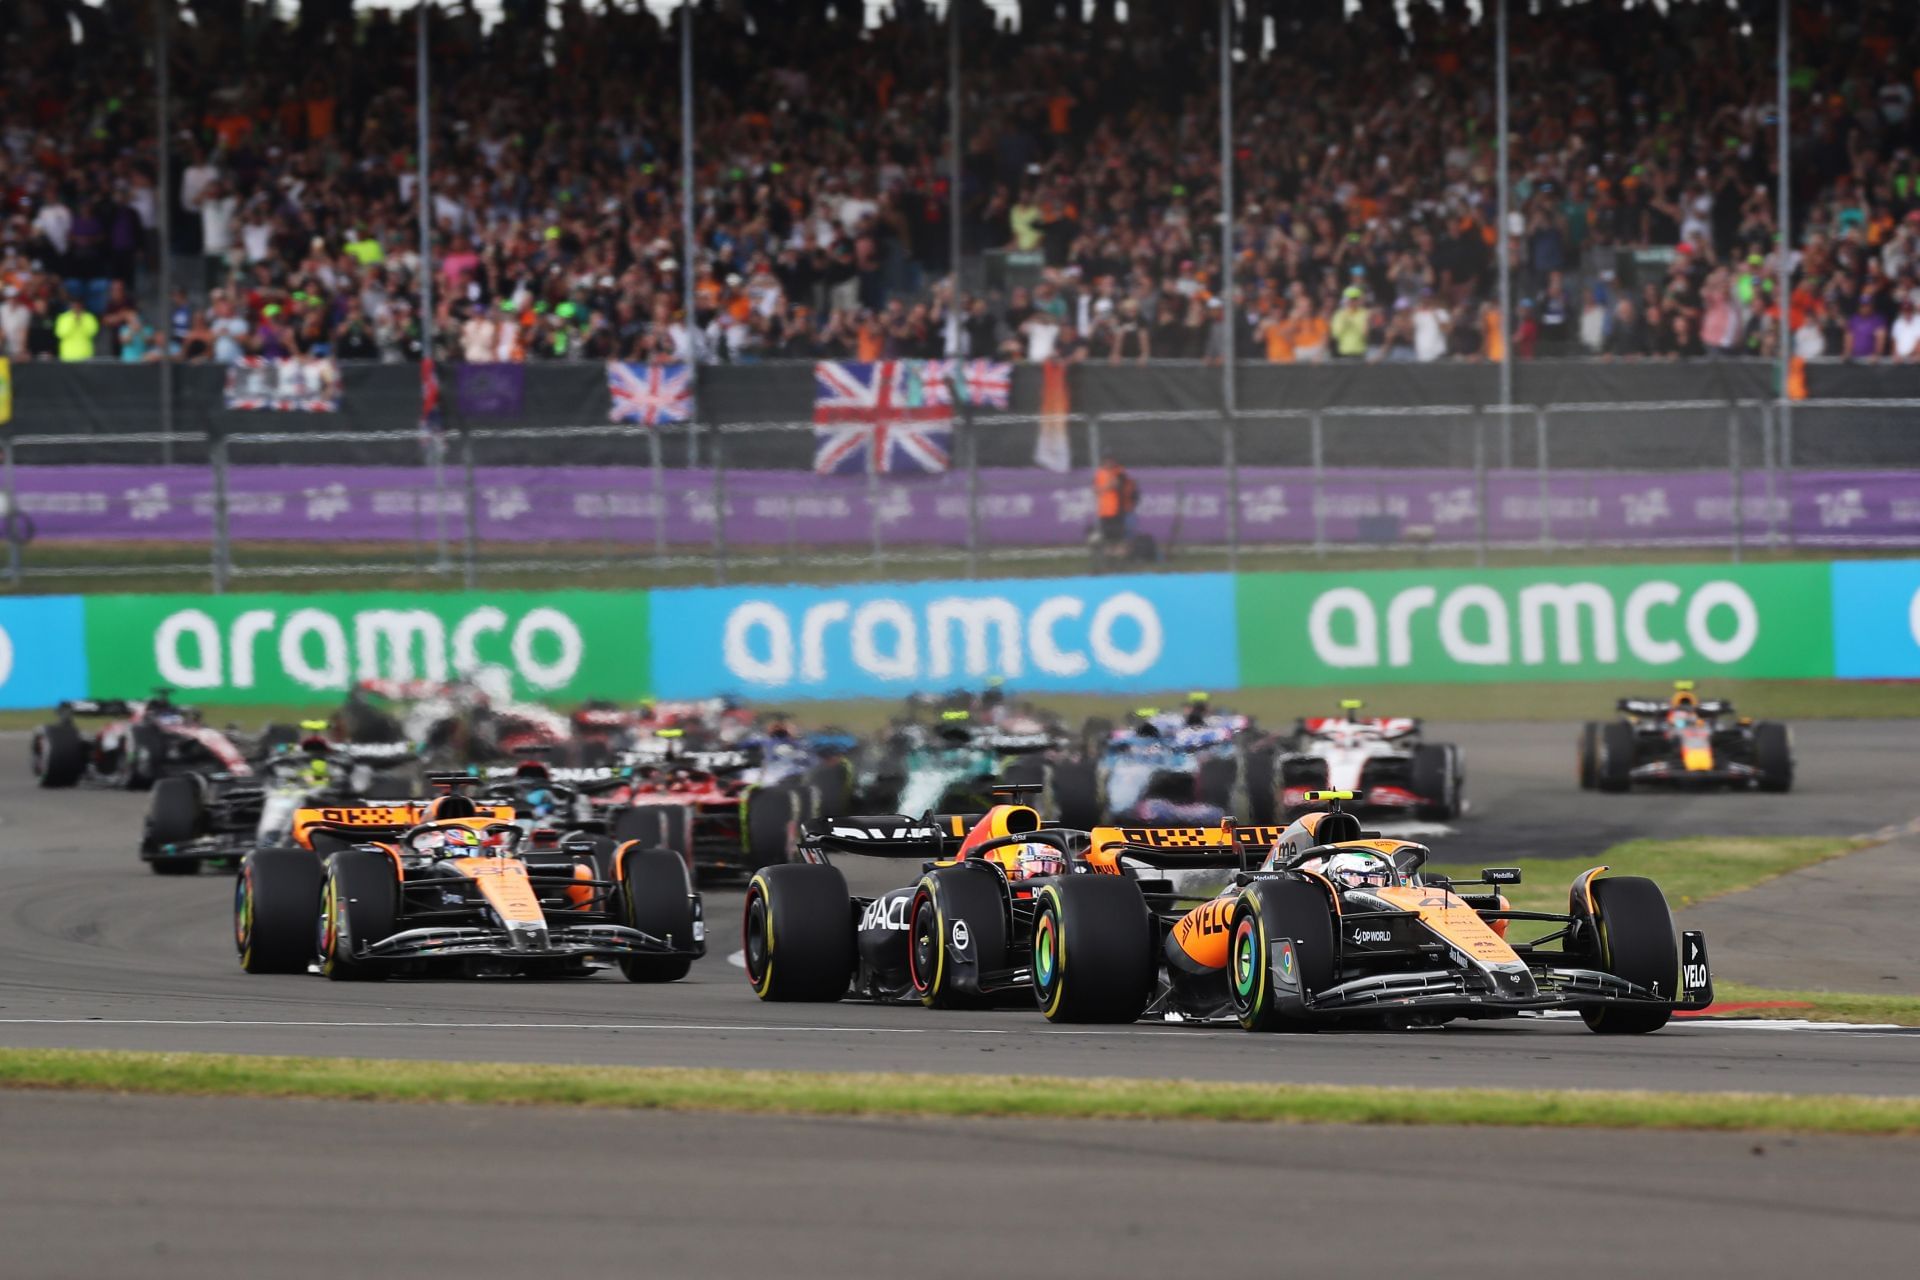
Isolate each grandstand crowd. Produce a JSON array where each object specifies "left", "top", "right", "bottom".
[{"left": 2, "top": 0, "right": 1918, "bottom": 367}]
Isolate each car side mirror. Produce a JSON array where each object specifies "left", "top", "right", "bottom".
[{"left": 1482, "top": 867, "right": 1522, "bottom": 884}]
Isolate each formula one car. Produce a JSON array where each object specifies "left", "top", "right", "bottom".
[
  {"left": 141, "top": 727, "right": 426, "bottom": 875},
  {"left": 1087, "top": 695, "right": 1279, "bottom": 828},
  {"left": 1579, "top": 681, "right": 1791, "bottom": 793},
  {"left": 234, "top": 789, "right": 704, "bottom": 980},
  {"left": 823, "top": 707, "right": 1074, "bottom": 827},
  {"left": 32, "top": 692, "right": 259, "bottom": 791},
  {"left": 1277, "top": 699, "right": 1464, "bottom": 821},
  {"left": 742, "top": 791, "right": 1710, "bottom": 1034}
]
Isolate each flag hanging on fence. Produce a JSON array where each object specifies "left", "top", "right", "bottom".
[
  {"left": 454, "top": 362, "right": 526, "bottom": 418},
  {"left": 812, "top": 360, "right": 953, "bottom": 475},
  {"left": 1033, "top": 358, "right": 1072, "bottom": 472},
  {"left": 923, "top": 359, "right": 1012, "bottom": 409},
  {"left": 419, "top": 357, "right": 444, "bottom": 435},
  {"left": 222, "top": 356, "right": 341, "bottom": 412},
  {"left": 608, "top": 361, "right": 694, "bottom": 425}
]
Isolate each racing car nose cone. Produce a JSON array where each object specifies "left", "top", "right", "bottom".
[{"left": 507, "top": 924, "right": 552, "bottom": 953}]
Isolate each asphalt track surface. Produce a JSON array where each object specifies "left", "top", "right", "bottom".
[
  {"left": 2, "top": 724, "right": 1919, "bottom": 1096},
  {"left": 9, "top": 1092, "right": 1920, "bottom": 1280}
]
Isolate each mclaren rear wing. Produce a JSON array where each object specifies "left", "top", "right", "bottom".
[{"left": 1087, "top": 823, "right": 1289, "bottom": 870}]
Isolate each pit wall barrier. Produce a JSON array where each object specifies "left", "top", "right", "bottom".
[{"left": 2, "top": 560, "right": 1917, "bottom": 711}]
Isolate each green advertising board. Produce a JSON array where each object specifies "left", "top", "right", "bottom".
[
  {"left": 83, "top": 590, "right": 650, "bottom": 706},
  {"left": 1235, "top": 563, "right": 1832, "bottom": 687}
]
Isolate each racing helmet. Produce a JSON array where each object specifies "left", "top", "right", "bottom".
[
  {"left": 1005, "top": 841, "right": 1066, "bottom": 882},
  {"left": 523, "top": 788, "right": 558, "bottom": 819},
  {"left": 1320, "top": 851, "right": 1394, "bottom": 890},
  {"left": 513, "top": 759, "right": 552, "bottom": 784}
]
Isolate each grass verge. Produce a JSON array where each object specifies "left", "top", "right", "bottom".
[
  {"left": 0, "top": 1048, "right": 1916, "bottom": 1134},
  {"left": 1431, "top": 834, "right": 1873, "bottom": 914},
  {"left": 6, "top": 679, "right": 1920, "bottom": 733},
  {"left": 1692, "top": 983, "right": 1920, "bottom": 1028}
]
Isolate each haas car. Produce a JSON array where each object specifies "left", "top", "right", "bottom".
[
  {"left": 1278, "top": 699, "right": 1463, "bottom": 822},
  {"left": 33, "top": 692, "right": 257, "bottom": 791},
  {"left": 1579, "top": 681, "right": 1792, "bottom": 793},
  {"left": 234, "top": 785, "right": 704, "bottom": 980},
  {"left": 742, "top": 790, "right": 1710, "bottom": 1034}
]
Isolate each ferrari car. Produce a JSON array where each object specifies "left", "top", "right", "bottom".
[
  {"left": 33, "top": 692, "right": 259, "bottom": 791},
  {"left": 1277, "top": 699, "right": 1464, "bottom": 821},
  {"left": 1579, "top": 681, "right": 1791, "bottom": 793},
  {"left": 233, "top": 789, "right": 704, "bottom": 980},
  {"left": 742, "top": 791, "right": 1711, "bottom": 1034}
]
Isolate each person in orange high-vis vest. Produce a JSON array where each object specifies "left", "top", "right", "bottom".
[{"left": 1093, "top": 456, "right": 1139, "bottom": 559}]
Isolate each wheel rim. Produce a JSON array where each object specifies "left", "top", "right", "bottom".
[
  {"left": 234, "top": 869, "right": 253, "bottom": 956},
  {"left": 318, "top": 876, "right": 340, "bottom": 965},
  {"left": 1033, "top": 910, "right": 1058, "bottom": 995},
  {"left": 908, "top": 892, "right": 938, "bottom": 995},
  {"left": 1231, "top": 915, "right": 1260, "bottom": 1011},
  {"left": 743, "top": 890, "right": 770, "bottom": 985}
]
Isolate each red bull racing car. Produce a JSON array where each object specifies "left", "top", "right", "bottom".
[{"left": 1579, "top": 681, "right": 1792, "bottom": 793}]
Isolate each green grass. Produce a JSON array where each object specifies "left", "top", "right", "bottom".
[
  {"left": 6, "top": 678, "right": 1920, "bottom": 733},
  {"left": 1430, "top": 835, "right": 1873, "bottom": 915},
  {"left": 1696, "top": 983, "right": 1920, "bottom": 1027},
  {"left": 0, "top": 1049, "right": 1916, "bottom": 1134},
  {"left": 5, "top": 538, "right": 1915, "bottom": 597}
]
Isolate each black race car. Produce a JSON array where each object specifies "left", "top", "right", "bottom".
[
  {"left": 33, "top": 693, "right": 264, "bottom": 791},
  {"left": 1578, "top": 681, "right": 1791, "bottom": 793}
]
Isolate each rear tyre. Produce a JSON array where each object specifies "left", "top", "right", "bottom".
[
  {"left": 318, "top": 849, "right": 399, "bottom": 981},
  {"left": 1050, "top": 758, "right": 1102, "bottom": 830},
  {"left": 742, "top": 863, "right": 854, "bottom": 1002},
  {"left": 743, "top": 785, "right": 796, "bottom": 869},
  {"left": 908, "top": 866, "right": 1008, "bottom": 1009},
  {"left": 996, "top": 756, "right": 1047, "bottom": 789},
  {"left": 32, "top": 723, "right": 87, "bottom": 788},
  {"left": 1197, "top": 756, "right": 1237, "bottom": 813},
  {"left": 1596, "top": 722, "right": 1635, "bottom": 793},
  {"left": 235, "top": 847, "right": 323, "bottom": 974},
  {"left": 613, "top": 805, "right": 693, "bottom": 874},
  {"left": 1031, "top": 876, "right": 1153, "bottom": 1024},
  {"left": 618, "top": 845, "right": 699, "bottom": 982},
  {"left": 1577, "top": 722, "right": 1600, "bottom": 790},
  {"left": 1753, "top": 722, "right": 1793, "bottom": 793},
  {"left": 1242, "top": 746, "right": 1278, "bottom": 826},
  {"left": 1411, "top": 744, "right": 1459, "bottom": 821},
  {"left": 1580, "top": 876, "right": 1677, "bottom": 1034},
  {"left": 1230, "top": 879, "right": 1336, "bottom": 1032},
  {"left": 119, "top": 727, "right": 159, "bottom": 791},
  {"left": 807, "top": 759, "right": 853, "bottom": 822},
  {"left": 1080, "top": 716, "right": 1114, "bottom": 760}
]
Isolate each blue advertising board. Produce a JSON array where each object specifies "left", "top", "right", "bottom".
[
  {"left": 0, "top": 596, "right": 88, "bottom": 709},
  {"left": 1830, "top": 560, "right": 1920, "bottom": 678},
  {"left": 649, "top": 574, "right": 1239, "bottom": 700}
]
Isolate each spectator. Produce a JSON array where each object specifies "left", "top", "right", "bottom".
[
  {"left": 54, "top": 298, "right": 99, "bottom": 362},
  {"left": 1847, "top": 296, "right": 1890, "bottom": 360},
  {"left": 0, "top": 286, "right": 28, "bottom": 359},
  {"left": 1331, "top": 287, "right": 1369, "bottom": 359},
  {"left": 1410, "top": 291, "right": 1451, "bottom": 363},
  {"left": 1894, "top": 296, "right": 1920, "bottom": 361},
  {"left": 1092, "top": 454, "right": 1139, "bottom": 562}
]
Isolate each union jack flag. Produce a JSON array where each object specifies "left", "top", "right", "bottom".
[
  {"left": 608, "top": 361, "right": 694, "bottom": 425},
  {"left": 812, "top": 361, "right": 953, "bottom": 475},
  {"left": 923, "top": 359, "right": 1012, "bottom": 409}
]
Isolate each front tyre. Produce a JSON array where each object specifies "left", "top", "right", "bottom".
[
  {"left": 1580, "top": 875, "right": 1677, "bottom": 1034},
  {"left": 742, "top": 863, "right": 854, "bottom": 1002},
  {"left": 1577, "top": 722, "right": 1600, "bottom": 790},
  {"left": 235, "top": 847, "right": 324, "bottom": 974},
  {"left": 1230, "top": 880, "right": 1336, "bottom": 1032},
  {"left": 318, "top": 849, "right": 398, "bottom": 981},
  {"left": 1753, "top": 722, "right": 1793, "bottom": 793},
  {"left": 1596, "top": 721, "right": 1635, "bottom": 793},
  {"left": 1031, "top": 876, "right": 1153, "bottom": 1024}
]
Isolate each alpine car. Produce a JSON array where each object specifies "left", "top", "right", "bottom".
[
  {"left": 1579, "top": 681, "right": 1791, "bottom": 793},
  {"left": 234, "top": 790, "right": 704, "bottom": 980},
  {"left": 742, "top": 790, "right": 1710, "bottom": 1034},
  {"left": 1090, "top": 694, "right": 1279, "bottom": 827},
  {"left": 32, "top": 692, "right": 257, "bottom": 791},
  {"left": 1277, "top": 699, "right": 1464, "bottom": 821}
]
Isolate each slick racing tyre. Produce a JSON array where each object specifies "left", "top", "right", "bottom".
[
  {"left": 1577, "top": 722, "right": 1600, "bottom": 790},
  {"left": 743, "top": 784, "right": 797, "bottom": 869},
  {"left": 1049, "top": 757, "right": 1102, "bottom": 831},
  {"left": 807, "top": 759, "right": 854, "bottom": 823},
  {"left": 118, "top": 726, "right": 160, "bottom": 791},
  {"left": 1580, "top": 876, "right": 1678, "bottom": 1034},
  {"left": 1596, "top": 722, "right": 1636, "bottom": 793},
  {"left": 318, "top": 849, "right": 398, "bottom": 981},
  {"left": 235, "top": 847, "right": 324, "bottom": 974},
  {"left": 32, "top": 722, "right": 87, "bottom": 788},
  {"left": 1753, "top": 722, "right": 1793, "bottom": 793},
  {"left": 1242, "top": 746, "right": 1278, "bottom": 826},
  {"left": 145, "top": 777, "right": 206, "bottom": 874},
  {"left": 1197, "top": 756, "right": 1237, "bottom": 813},
  {"left": 1411, "top": 744, "right": 1461, "bottom": 821},
  {"left": 908, "top": 865, "right": 1008, "bottom": 1009},
  {"left": 1031, "top": 875, "right": 1153, "bottom": 1024},
  {"left": 618, "top": 844, "right": 700, "bottom": 982},
  {"left": 996, "top": 756, "right": 1047, "bottom": 790},
  {"left": 742, "top": 863, "right": 854, "bottom": 1002},
  {"left": 1229, "top": 880, "right": 1336, "bottom": 1032},
  {"left": 613, "top": 805, "right": 693, "bottom": 873}
]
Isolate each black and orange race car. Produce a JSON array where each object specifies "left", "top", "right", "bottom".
[
  {"left": 233, "top": 786, "right": 704, "bottom": 981},
  {"left": 1579, "top": 680, "right": 1792, "bottom": 793},
  {"left": 742, "top": 790, "right": 1711, "bottom": 1033}
]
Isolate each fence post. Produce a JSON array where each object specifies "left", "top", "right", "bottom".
[
  {"left": 649, "top": 429, "right": 667, "bottom": 566},
  {"left": 867, "top": 456, "right": 884, "bottom": 574},
  {"left": 1729, "top": 402, "right": 1744, "bottom": 564},
  {"left": 3, "top": 436, "right": 18, "bottom": 584},
  {"left": 1779, "top": 395, "right": 1795, "bottom": 549},
  {"left": 965, "top": 412, "right": 981, "bottom": 578},
  {"left": 1472, "top": 411, "right": 1487, "bottom": 568},
  {"left": 1535, "top": 406, "right": 1551, "bottom": 549},
  {"left": 459, "top": 427, "right": 479, "bottom": 589},
  {"left": 1309, "top": 410, "right": 1325, "bottom": 558},
  {"left": 1759, "top": 400, "right": 1779, "bottom": 548},
  {"left": 710, "top": 425, "right": 727, "bottom": 585},
  {"left": 431, "top": 432, "right": 450, "bottom": 574},
  {"left": 211, "top": 434, "right": 230, "bottom": 594},
  {"left": 1499, "top": 404, "right": 1513, "bottom": 469},
  {"left": 1223, "top": 410, "right": 1239, "bottom": 573}
]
